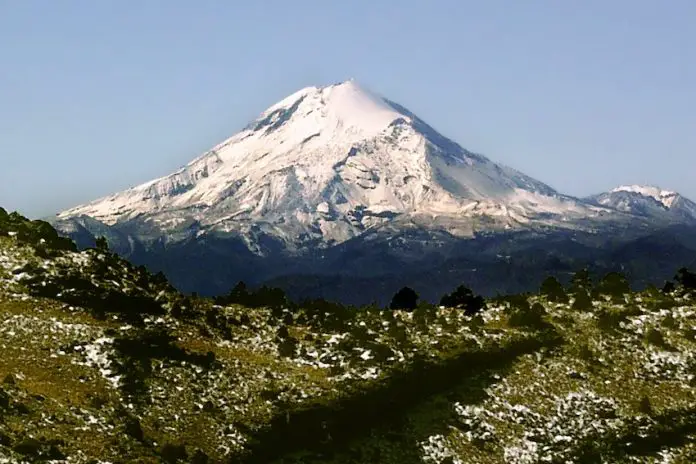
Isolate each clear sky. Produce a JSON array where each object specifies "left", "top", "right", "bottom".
[{"left": 1, "top": 0, "right": 694, "bottom": 218}]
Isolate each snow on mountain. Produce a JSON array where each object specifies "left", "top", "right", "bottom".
[
  {"left": 611, "top": 185, "right": 679, "bottom": 208},
  {"left": 57, "top": 80, "right": 601, "bottom": 251},
  {"left": 586, "top": 185, "right": 696, "bottom": 223}
]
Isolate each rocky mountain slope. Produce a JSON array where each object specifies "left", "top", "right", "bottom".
[{"left": 3, "top": 208, "right": 696, "bottom": 463}]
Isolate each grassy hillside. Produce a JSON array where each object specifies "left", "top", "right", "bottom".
[{"left": 1, "top": 208, "right": 695, "bottom": 463}]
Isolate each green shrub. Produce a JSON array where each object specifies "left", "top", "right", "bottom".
[
  {"left": 505, "top": 294, "right": 531, "bottom": 313},
  {"left": 161, "top": 443, "right": 188, "bottom": 463},
  {"left": 594, "top": 272, "right": 631, "bottom": 302},
  {"left": 645, "top": 327, "right": 669, "bottom": 349},
  {"left": 572, "top": 291, "right": 593, "bottom": 311},
  {"left": 12, "top": 438, "right": 66, "bottom": 461},
  {"left": 597, "top": 308, "right": 627, "bottom": 332},
  {"left": 508, "top": 302, "right": 546, "bottom": 328},
  {"left": 638, "top": 395, "right": 654, "bottom": 415}
]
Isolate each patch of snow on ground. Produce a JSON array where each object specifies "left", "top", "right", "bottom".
[{"left": 74, "top": 337, "right": 121, "bottom": 389}]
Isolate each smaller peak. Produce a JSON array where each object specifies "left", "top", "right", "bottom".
[
  {"left": 610, "top": 185, "right": 680, "bottom": 209},
  {"left": 611, "top": 185, "right": 677, "bottom": 198}
]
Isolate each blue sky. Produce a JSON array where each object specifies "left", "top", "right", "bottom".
[{"left": 1, "top": 0, "right": 694, "bottom": 218}]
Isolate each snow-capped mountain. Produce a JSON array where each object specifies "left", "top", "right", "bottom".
[
  {"left": 57, "top": 80, "right": 600, "bottom": 252},
  {"left": 586, "top": 185, "right": 696, "bottom": 224},
  {"left": 51, "top": 80, "right": 696, "bottom": 301}
]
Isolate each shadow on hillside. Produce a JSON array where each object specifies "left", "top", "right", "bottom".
[
  {"left": 574, "top": 406, "right": 696, "bottom": 462},
  {"left": 20, "top": 260, "right": 167, "bottom": 325},
  {"left": 235, "top": 330, "right": 563, "bottom": 463},
  {"left": 110, "top": 328, "right": 218, "bottom": 404}
]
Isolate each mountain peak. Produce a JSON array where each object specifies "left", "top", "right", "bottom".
[
  {"left": 254, "top": 79, "right": 404, "bottom": 140},
  {"left": 586, "top": 184, "right": 696, "bottom": 223},
  {"left": 610, "top": 185, "right": 678, "bottom": 208},
  {"left": 57, "top": 81, "right": 585, "bottom": 250}
]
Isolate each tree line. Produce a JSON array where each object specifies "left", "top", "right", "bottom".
[{"left": 212, "top": 266, "right": 696, "bottom": 317}]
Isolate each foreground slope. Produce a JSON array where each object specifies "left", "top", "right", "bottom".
[{"left": 3, "top": 208, "right": 696, "bottom": 463}]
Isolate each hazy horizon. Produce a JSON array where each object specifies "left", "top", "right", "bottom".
[{"left": 1, "top": 0, "right": 694, "bottom": 218}]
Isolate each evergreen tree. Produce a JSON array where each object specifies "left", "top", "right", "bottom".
[
  {"left": 594, "top": 272, "right": 630, "bottom": 302},
  {"left": 540, "top": 276, "right": 569, "bottom": 303},
  {"left": 570, "top": 268, "right": 593, "bottom": 294},
  {"left": 439, "top": 285, "right": 486, "bottom": 315},
  {"left": 215, "top": 281, "right": 249, "bottom": 306},
  {"left": 152, "top": 271, "right": 169, "bottom": 287},
  {"left": 675, "top": 267, "right": 696, "bottom": 291},
  {"left": 662, "top": 281, "right": 676, "bottom": 294},
  {"left": 95, "top": 236, "right": 109, "bottom": 252},
  {"left": 253, "top": 286, "right": 288, "bottom": 309},
  {"left": 389, "top": 287, "right": 419, "bottom": 311}
]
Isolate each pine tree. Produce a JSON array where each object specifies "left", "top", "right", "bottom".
[
  {"left": 439, "top": 285, "right": 486, "bottom": 315},
  {"left": 540, "top": 276, "right": 569, "bottom": 303},
  {"left": 389, "top": 287, "right": 419, "bottom": 311},
  {"left": 95, "top": 236, "right": 109, "bottom": 252},
  {"left": 594, "top": 272, "right": 630, "bottom": 302},
  {"left": 571, "top": 268, "right": 593, "bottom": 295},
  {"left": 675, "top": 268, "right": 696, "bottom": 290}
]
